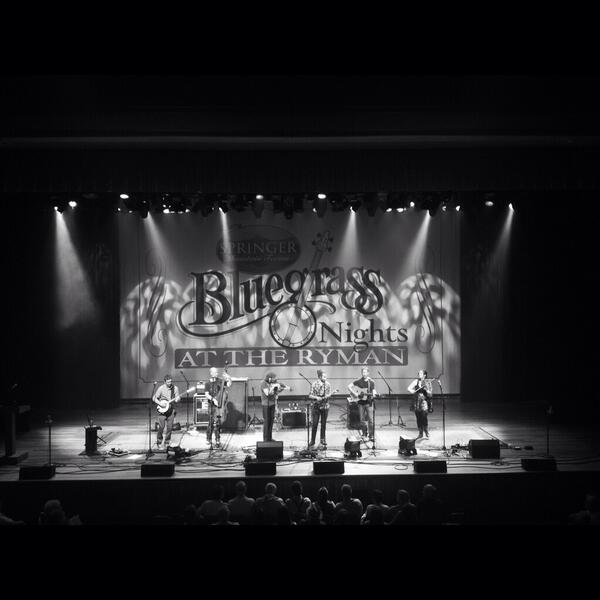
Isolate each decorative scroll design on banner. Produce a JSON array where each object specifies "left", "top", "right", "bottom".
[{"left": 143, "top": 251, "right": 169, "bottom": 358}]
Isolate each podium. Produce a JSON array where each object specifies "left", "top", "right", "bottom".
[{"left": 85, "top": 425, "right": 103, "bottom": 455}]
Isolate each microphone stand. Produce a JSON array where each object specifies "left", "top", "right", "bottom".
[
  {"left": 180, "top": 370, "right": 191, "bottom": 430},
  {"left": 368, "top": 390, "right": 382, "bottom": 456},
  {"left": 45, "top": 414, "right": 54, "bottom": 466},
  {"left": 435, "top": 378, "right": 447, "bottom": 453},
  {"left": 298, "top": 372, "right": 317, "bottom": 458},
  {"left": 378, "top": 371, "right": 405, "bottom": 427},
  {"left": 146, "top": 383, "right": 157, "bottom": 460},
  {"left": 248, "top": 386, "right": 264, "bottom": 430}
]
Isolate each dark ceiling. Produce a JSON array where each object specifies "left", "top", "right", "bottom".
[{"left": 2, "top": 75, "right": 600, "bottom": 145}]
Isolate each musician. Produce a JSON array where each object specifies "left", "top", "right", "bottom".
[
  {"left": 308, "top": 369, "right": 333, "bottom": 449},
  {"left": 152, "top": 374, "right": 180, "bottom": 449},
  {"left": 348, "top": 367, "right": 378, "bottom": 442},
  {"left": 407, "top": 369, "right": 433, "bottom": 439},
  {"left": 205, "top": 366, "right": 232, "bottom": 446},
  {"left": 260, "top": 372, "right": 283, "bottom": 442}
]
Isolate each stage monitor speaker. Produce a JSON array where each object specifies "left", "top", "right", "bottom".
[
  {"left": 521, "top": 457, "right": 557, "bottom": 471},
  {"left": 245, "top": 461, "right": 276, "bottom": 476},
  {"left": 313, "top": 461, "right": 345, "bottom": 474},
  {"left": 256, "top": 441, "right": 283, "bottom": 461},
  {"left": 413, "top": 460, "right": 447, "bottom": 473},
  {"left": 468, "top": 439, "right": 500, "bottom": 459},
  {"left": 221, "top": 380, "right": 248, "bottom": 432},
  {"left": 19, "top": 465, "right": 56, "bottom": 480},
  {"left": 141, "top": 462, "right": 175, "bottom": 477},
  {"left": 281, "top": 410, "right": 306, "bottom": 428}
]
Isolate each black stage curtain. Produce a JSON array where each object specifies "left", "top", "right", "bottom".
[{"left": 2, "top": 148, "right": 600, "bottom": 194}]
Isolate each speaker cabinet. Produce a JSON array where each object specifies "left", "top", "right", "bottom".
[
  {"left": 413, "top": 460, "right": 447, "bottom": 473},
  {"left": 141, "top": 462, "right": 175, "bottom": 477},
  {"left": 221, "top": 380, "right": 248, "bottom": 431},
  {"left": 19, "top": 465, "right": 56, "bottom": 480},
  {"left": 245, "top": 461, "right": 276, "bottom": 476},
  {"left": 468, "top": 439, "right": 500, "bottom": 459},
  {"left": 281, "top": 410, "right": 306, "bottom": 428},
  {"left": 313, "top": 461, "right": 345, "bottom": 474},
  {"left": 256, "top": 441, "right": 283, "bottom": 461},
  {"left": 521, "top": 457, "right": 557, "bottom": 471}
]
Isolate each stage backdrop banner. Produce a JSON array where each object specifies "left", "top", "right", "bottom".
[{"left": 119, "top": 210, "right": 460, "bottom": 398}]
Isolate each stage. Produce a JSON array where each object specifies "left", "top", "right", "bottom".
[{"left": 1, "top": 399, "right": 598, "bottom": 524}]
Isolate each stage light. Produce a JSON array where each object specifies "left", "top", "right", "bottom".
[
  {"left": 68, "top": 200, "right": 77, "bottom": 208},
  {"left": 484, "top": 192, "right": 495, "bottom": 207},
  {"left": 163, "top": 208, "right": 170, "bottom": 214},
  {"left": 313, "top": 195, "right": 327, "bottom": 217},
  {"left": 455, "top": 205, "right": 461, "bottom": 212},
  {"left": 120, "top": 193, "right": 129, "bottom": 200},
  {"left": 509, "top": 203, "right": 514, "bottom": 211},
  {"left": 423, "top": 194, "right": 442, "bottom": 217},
  {"left": 252, "top": 195, "right": 264, "bottom": 218},
  {"left": 52, "top": 196, "right": 68, "bottom": 213},
  {"left": 409, "top": 201, "right": 415, "bottom": 208}
]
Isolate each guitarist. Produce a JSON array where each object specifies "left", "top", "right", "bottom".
[
  {"left": 152, "top": 374, "right": 180, "bottom": 449},
  {"left": 407, "top": 369, "right": 433, "bottom": 439},
  {"left": 205, "top": 366, "right": 232, "bottom": 447},
  {"left": 308, "top": 369, "right": 333, "bottom": 450},
  {"left": 348, "top": 367, "right": 379, "bottom": 442}
]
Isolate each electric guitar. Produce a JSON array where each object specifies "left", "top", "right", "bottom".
[
  {"left": 348, "top": 383, "right": 378, "bottom": 406},
  {"left": 155, "top": 386, "right": 196, "bottom": 414}
]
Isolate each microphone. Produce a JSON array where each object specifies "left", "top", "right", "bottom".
[{"left": 153, "top": 381, "right": 158, "bottom": 385}]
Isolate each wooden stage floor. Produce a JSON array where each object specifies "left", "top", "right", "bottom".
[{"left": 2, "top": 399, "right": 599, "bottom": 481}]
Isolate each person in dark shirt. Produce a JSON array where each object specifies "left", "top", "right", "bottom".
[
  {"left": 407, "top": 369, "right": 433, "bottom": 439},
  {"left": 152, "top": 374, "right": 180, "bottom": 449},
  {"left": 348, "top": 367, "right": 379, "bottom": 442}
]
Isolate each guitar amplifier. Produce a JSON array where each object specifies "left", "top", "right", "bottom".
[
  {"left": 193, "top": 394, "right": 210, "bottom": 428},
  {"left": 281, "top": 410, "right": 306, "bottom": 428}
]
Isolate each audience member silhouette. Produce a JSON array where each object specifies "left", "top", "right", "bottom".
[
  {"left": 254, "top": 482, "right": 286, "bottom": 525},
  {"left": 198, "top": 485, "right": 227, "bottom": 524},
  {"left": 361, "top": 489, "right": 390, "bottom": 524},
  {"left": 285, "top": 480, "right": 311, "bottom": 524},
  {"left": 387, "top": 489, "right": 418, "bottom": 525},
  {"left": 334, "top": 484, "right": 363, "bottom": 524},
  {"left": 227, "top": 480, "right": 256, "bottom": 525}
]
